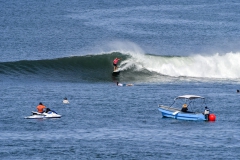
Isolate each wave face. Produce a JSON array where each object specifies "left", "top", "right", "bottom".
[{"left": 1, "top": 52, "right": 240, "bottom": 83}]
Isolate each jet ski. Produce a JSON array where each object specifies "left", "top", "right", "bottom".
[{"left": 25, "top": 108, "right": 61, "bottom": 119}]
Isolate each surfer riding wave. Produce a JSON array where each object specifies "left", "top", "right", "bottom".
[{"left": 113, "top": 57, "right": 120, "bottom": 71}]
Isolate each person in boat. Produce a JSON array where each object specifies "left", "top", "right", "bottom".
[
  {"left": 113, "top": 57, "right": 120, "bottom": 71},
  {"left": 181, "top": 104, "right": 188, "bottom": 112},
  {"left": 204, "top": 106, "right": 210, "bottom": 120},
  {"left": 37, "top": 102, "right": 46, "bottom": 113},
  {"left": 117, "top": 82, "right": 133, "bottom": 86}
]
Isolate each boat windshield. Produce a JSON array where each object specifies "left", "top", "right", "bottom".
[{"left": 170, "top": 95, "right": 206, "bottom": 112}]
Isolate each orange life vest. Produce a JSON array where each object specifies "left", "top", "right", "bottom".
[{"left": 37, "top": 105, "right": 46, "bottom": 113}]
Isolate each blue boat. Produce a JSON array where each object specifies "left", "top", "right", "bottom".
[{"left": 158, "top": 95, "right": 212, "bottom": 121}]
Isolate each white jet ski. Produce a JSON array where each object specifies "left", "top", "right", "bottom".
[{"left": 25, "top": 108, "right": 61, "bottom": 119}]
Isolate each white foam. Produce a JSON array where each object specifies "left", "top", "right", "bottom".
[{"left": 120, "top": 52, "right": 240, "bottom": 79}]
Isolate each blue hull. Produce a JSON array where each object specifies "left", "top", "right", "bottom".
[{"left": 158, "top": 106, "right": 206, "bottom": 121}]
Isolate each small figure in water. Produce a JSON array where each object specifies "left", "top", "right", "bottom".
[
  {"left": 113, "top": 57, "right": 120, "bottom": 71},
  {"left": 63, "top": 97, "right": 69, "bottom": 104},
  {"left": 237, "top": 90, "right": 240, "bottom": 93},
  {"left": 116, "top": 82, "right": 133, "bottom": 86}
]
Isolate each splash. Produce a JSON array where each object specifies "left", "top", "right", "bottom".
[{"left": 120, "top": 52, "right": 240, "bottom": 79}]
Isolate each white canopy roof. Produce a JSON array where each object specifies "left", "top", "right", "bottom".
[{"left": 175, "top": 95, "right": 204, "bottom": 100}]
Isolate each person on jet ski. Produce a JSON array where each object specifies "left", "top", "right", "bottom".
[
  {"left": 45, "top": 108, "right": 58, "bottom": 114},
  {"left": 45, "top": 108, "right": 51, "bottom": 113},
  {"left": 37, "top": 102, "right": 46, "bottom": 113}
]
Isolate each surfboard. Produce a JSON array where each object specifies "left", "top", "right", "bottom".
[
  {"left": 112, "top": 68, "right": 120, "bottom": 76},
  {"left": 113, "top": 68, "right": 120, "bottom": 72}
]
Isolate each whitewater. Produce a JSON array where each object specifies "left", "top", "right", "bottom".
[{"left": 120, "top": 51, "right": 240, "bottom": 79}]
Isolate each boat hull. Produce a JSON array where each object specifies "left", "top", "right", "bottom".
[{"left": 158, "top": 105, "right": 206, "bottom": 121}]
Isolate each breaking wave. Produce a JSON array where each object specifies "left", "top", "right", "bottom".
[{"left": 1, "top": 51, "right": 240, "bottom": 83}]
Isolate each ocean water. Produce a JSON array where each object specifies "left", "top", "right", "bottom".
[{"left": 1, "top": 1, "right": 240, "bottom": 159}]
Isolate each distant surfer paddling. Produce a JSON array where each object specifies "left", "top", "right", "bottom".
[
  {"left": 113, "top": 57, "right": 120, "bottom": 71},
  {"left": 117, "top": 82, "right": 133, "bottom": 86}
]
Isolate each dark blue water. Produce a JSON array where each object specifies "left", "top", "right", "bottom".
[{"left": 1, "top": 1, "right": 240, "bottom": 159}]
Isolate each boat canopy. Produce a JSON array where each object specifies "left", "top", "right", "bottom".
[{"left": 175, "top": 95, "right": 204, "bottom": 100}]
